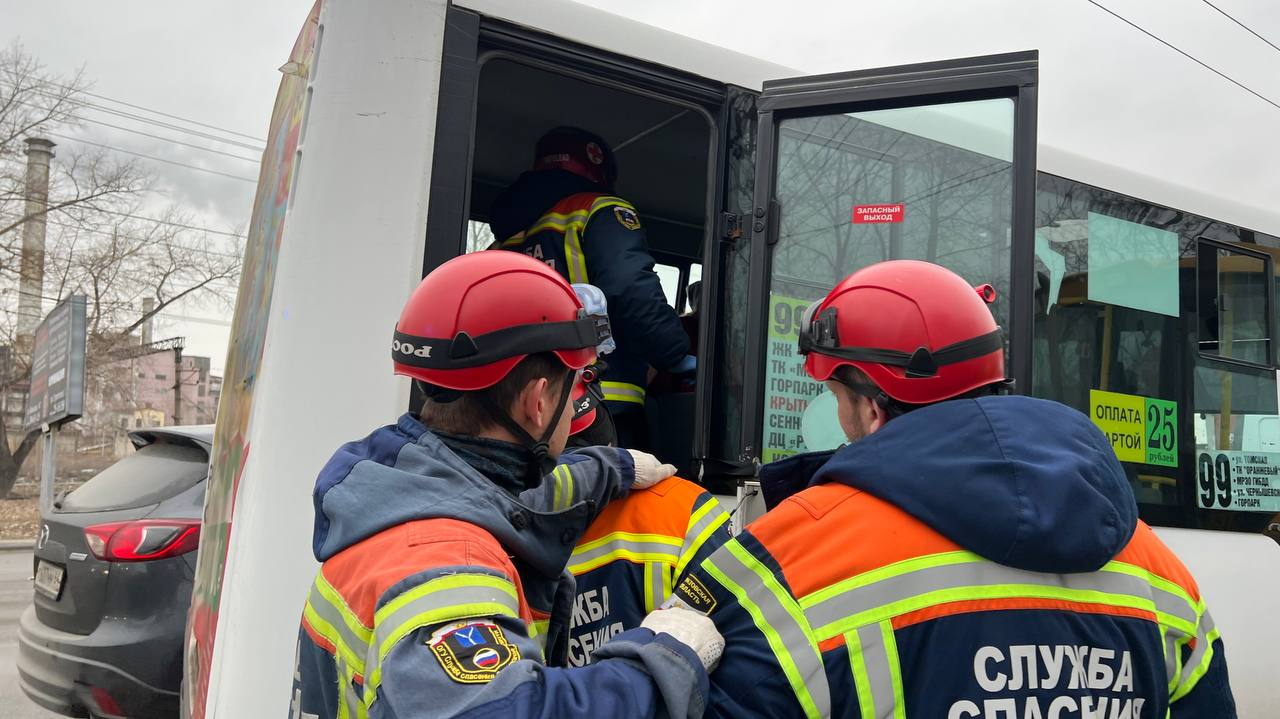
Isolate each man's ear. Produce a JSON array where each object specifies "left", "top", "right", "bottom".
[
  {"left": 515, "top": 376, "right": 552, "bottom": 431},
  {"left": 866, "top": 396, "right": 888, "bottom": 435}
]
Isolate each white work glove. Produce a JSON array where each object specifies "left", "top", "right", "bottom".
[
  {"left": 626, "top": 449, "right": 677, "bottom": 490},
  {"left": 640, "top": 607, "right": 724, "bottom": 672}
]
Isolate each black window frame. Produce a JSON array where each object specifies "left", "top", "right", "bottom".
[
  {"left": 420, "top": 5, "right": 740, "bottom": 489},
  {"left": 1195, "top": 236, "right": 1276, "bottom": 371},
  {"left": 740, "top": 51, "right": 1040, "bottom": 462}
]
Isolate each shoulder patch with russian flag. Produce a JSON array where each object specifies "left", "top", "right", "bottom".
[{"left": 427, "top": 621, "right": 520, "bottom": 683}]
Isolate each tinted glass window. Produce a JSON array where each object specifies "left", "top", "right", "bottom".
[
  {"left": 763, "top": 98, "right": 1015, "bottom": 462},
  {"left": 1033, "top": 173, "right": 1280, "bottom": 537},
  {"left": 60, "top": 441, "right": 209, "bottom": 512}
]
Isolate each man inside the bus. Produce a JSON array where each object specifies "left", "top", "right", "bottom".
[
  {"left": 671, "top": 261, "right": 1235, "bottom": 718},
  {"left": 490, "top": 126, "right": 696, "bottom": 450}
]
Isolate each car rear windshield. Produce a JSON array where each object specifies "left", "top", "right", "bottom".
[{"left": 59, "top": 440, "right": 208, "bottom": 512}]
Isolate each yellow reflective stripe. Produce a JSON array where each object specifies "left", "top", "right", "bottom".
[
  {"left": 526, "top": 210, "right": 590, "bottom": 235},
  {"left": 644, "top": 561, "right": 671, "bottom": 613},
  {"left": 801, "top": 551, "right": 1198, "bottom": 640},
  {"left": 1164, "top": 628, "right": 1190, "bottom": 693},
  {"left": 588, "top": 196, "right": 636, "bottom": 216},
  {"left": 703, "top": 541, "right": 830, "bottom": 719},
  {"left": 845, "top": 620, "right": 903, "bottom": 718},
  {"left": 881, "top": 620, "right": 906, "bottom": 719},
  {"left": 1172, "top": 612, "right": 1220, "bottom": 701},
  {"left": 600, "top": 381, "right": 645, "bottom": 404},
  {"left": 675, "top": 499, "right": 731, "bottom": 578},
  {"left": 552, "top": 465, "right": 576, "bottom": 512},
  {"left": 1100, "top": 560, "right": 1200, "bottom": 621},
  {"left": 800, "top": 551, "right": 982, "bottom": 609},
  {"left": 564, "top": 225, "right": 588, "bottom": 283},
  {"left": 810, "top": 583, "right": 1165, "bottom": 642},
  {"left": 500, "top": 236, "right": 524, "bottom": 248},
  {"left": 364, "top": 574, "right": 521, "bottom": 702},
  {"left": 568, "top": 531, "right": 682, "bottom": 575},
  {"left": 846, "top": 629, "right": 875, "bottom": 719},
  {"left": 315, "top": 573, "right": 374, "bottom": 646},
  {"left": 304, "top": 600, "right": 369, "bottom": 680},
  {"left": 335, "top": 653, "right": 367, "bottom": 719},
  {"left": 373, "top": 573, "right": 517, "bottom": 626}
]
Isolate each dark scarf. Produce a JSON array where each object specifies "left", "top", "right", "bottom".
[{"left": 433, "top": 430, "right": 540, "bottom": 496}]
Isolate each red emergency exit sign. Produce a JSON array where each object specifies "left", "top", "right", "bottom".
[{"left": 852, "top": 204, "right": 904, "bottom": 224}]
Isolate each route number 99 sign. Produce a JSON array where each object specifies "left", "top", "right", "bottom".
[{"left": 1196, "top": 451, "right": 1280, "bottom": 512}]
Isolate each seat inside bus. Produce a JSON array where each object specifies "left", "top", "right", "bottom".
[{"left": 469, "top": 58, "right": 711, "bottom": 469}]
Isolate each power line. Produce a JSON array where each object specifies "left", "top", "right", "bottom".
[
  {"left": 46, "top": 133, "right": 259, "bottom": 183},
  {"left": 1199, "top": 0, "right": 1280, "bottom": 54},
  {"left": 1084, "top": 0, "right": 1280, "bottom": 111},
  {"left": 8, "top": 200, "right": 246, "bottom": 240},
  {"left": 83, "top": 209, "right": 245, "bottom": 239},
  {"left": 40, "top": 219, "right": 245, "bottom": 261},
  {"left": 74, "top": 87, "right": 266, "bottom": 143},
  {"left": 10, "top": 96, "right": 264, "bottom": 161},
  {"left": 75, "top": 100, "right": 266, "bottom": 153},
  {"left": 32, "top": 80, "right": 266, "bottom": 143},
  {"left": 157, "top": 313, "right": 233, "bottom": 327},
  {"left": 4, "top": 83, "right": 267, "bottom": 153},
  {"left": 83, "top": 119, "right": 261, "bottom": 163}
]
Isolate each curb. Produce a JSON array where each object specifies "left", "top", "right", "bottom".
[{"left": 0, "top": 539, "right": 34, "bottom": 551}]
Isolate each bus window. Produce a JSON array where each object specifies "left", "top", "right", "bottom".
[
  {"left": 763, "top": 98, "right": 1015, "bottom": 461},
  {"left": 654, "top": 262, "right": 682, "bottom": 309},
  {"left": 1196, "top": 240, "right": 1272, "bottom": 366},
  {"left": 466, "top": 220, "right": 496, "bottom": 253},
  {"left": 1033, "top": 173, "right": 1280, "bottom": 534}
]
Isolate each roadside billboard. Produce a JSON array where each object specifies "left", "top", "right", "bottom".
[{"left": 23, "top": 295, "right": 87, "bottom": 431}]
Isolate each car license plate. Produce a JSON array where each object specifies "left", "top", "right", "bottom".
[{"left": 34, "top": 560, "right": 64, "bottom": 600}]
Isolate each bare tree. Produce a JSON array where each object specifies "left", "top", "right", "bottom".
[{"left": 0, "top": 43, "right": 242, "bottom": 496}]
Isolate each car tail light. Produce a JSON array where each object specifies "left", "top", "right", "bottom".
[
  {"left": 90, "top": 686, "right": 124, "bottom": 716},
  {"left": 84, "top": 520, "right": 201, "bottom": 562}
]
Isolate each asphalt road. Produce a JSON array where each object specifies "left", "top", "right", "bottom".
[{"left": 0, "top": 549, "right": 62, "bottom": 718}]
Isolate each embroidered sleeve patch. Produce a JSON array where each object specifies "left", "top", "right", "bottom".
[
  {"left": 671, "top": 574, "right": 717, "bottom": 615},
  {"left": 613, "top": 206, "right": 642, "bottom": 231},
  {"left": 428, "top": 621, "right": 521, "bottom": 683}
]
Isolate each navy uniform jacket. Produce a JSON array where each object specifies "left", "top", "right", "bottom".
[
  {"left": 490, "top": 169, "right": 690, "bottom": 411},
  {"left": 291, "top": 415, "right": 709, "bottom": 719},
  {"left": 674, "top": 397, "right": 1235, "bottom": 719}
]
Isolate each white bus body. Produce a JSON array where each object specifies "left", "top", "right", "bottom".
[{"left": 182, "top": 1, "right": 1280, "bottom": 716}]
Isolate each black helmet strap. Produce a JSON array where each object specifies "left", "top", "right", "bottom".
[
  {"left": 393, "top": 312, "right": 610, "bottom": 371},
  {"left": 799, "top": 307, "right": 1003, "bottom": 379},
  {"left": 476, "top": 367, "right": 578, "bottom": 481}
]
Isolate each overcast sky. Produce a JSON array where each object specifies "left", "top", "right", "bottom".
[{"left": 3, "top": 0, "right": 1278, "bottom": 373}]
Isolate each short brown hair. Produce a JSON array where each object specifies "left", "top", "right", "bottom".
[{"left": 418, "top": 353, "right": 571, "bottom": 435}]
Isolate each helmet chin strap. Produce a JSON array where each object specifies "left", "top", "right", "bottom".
[{"left": 478, "top": 368, "right": 578, "bottom": 481}]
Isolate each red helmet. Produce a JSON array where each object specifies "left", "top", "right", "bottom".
[
  {"left": 533, "top": 126, "right": 617, "bottom": 189},
  {"left": 799, "top": 260, "right": 1005, "bottom": 405},
  {"left": 393, "top": 252, "right": 609, "bottom": 389}
]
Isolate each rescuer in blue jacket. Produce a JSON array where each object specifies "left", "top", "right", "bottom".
[
  {"left": 490, "top": 126, "right": 695, "bottom": 449},
  {"left": 673, "top": 261, "right": 1234, "bottom": 718},
  {"left": 291, "top": 252, "right": 723, "bottom": 719}
]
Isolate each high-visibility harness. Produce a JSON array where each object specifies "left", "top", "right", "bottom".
[
  {"left": 697, "top": 542, "right": 1215, "bottom": 719},
  {"left": 501, "top": 193, "right": 647, "bottom": 406}
]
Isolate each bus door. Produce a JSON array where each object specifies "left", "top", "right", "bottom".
[{"left": 730, "top": 53, "right": 1039, "bottom": 513}]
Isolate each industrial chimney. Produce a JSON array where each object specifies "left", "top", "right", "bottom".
[
  {"left": 17, "top": 137, "right": 56, "bottom": 340},
  {"left": 141, "top": 297, "right": 155, "bottom": 345}
]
